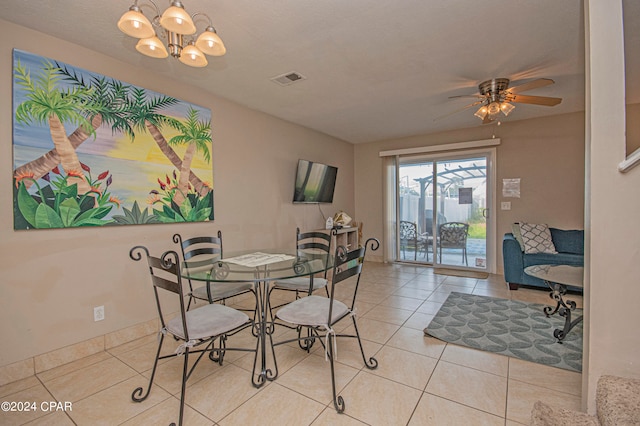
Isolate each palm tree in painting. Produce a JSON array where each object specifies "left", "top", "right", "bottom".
[
  {"left": 14, "top": 68, "right": 133, "bottom": 189},
  {"left": 125, "top": 87, "right": 211, "bottom": 197},
  {"left": 168, "top": 107, "right": 212, "bottom": 206},
  {"left": 14, "top": 60, "right": 96, "bottom": 194}
]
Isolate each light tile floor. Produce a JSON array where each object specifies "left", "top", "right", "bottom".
[{"left": 0, "top": 262, "right": 584, "bottom": 426}]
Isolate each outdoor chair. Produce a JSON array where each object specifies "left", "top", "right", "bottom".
[
  {"left": 438, "top": 222, "right": 469, "bottom": 265},
  {"left": 400, "top": 220, "right": 429, "bottom": 260},
  {"left": 273, "top": 238, "right": 380, "bottom": 413},
  {"left": 129, "top": 246, "right": 254, "bottom": 426}
]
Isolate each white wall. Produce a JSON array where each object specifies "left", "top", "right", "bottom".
[
  {"left": 584, "top": 0, "right": 640, "bottom": 412},
  {"left": 0, "top": 20, "right": 354, "bottom": 368}
]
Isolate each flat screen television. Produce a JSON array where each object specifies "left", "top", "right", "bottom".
[{"left": 292, "top": 159, "right": 338, "bottom": 203}]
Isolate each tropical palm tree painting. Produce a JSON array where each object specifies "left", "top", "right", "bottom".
[{"left": 12, "top": 49, "right": 214, "bottom": 230}]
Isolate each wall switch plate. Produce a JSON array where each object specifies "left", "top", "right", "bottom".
[
  {"left": 501, "top": 201, "right": 511, "bottom": 210},
  {"left": 94, "top": 306, "right": 105, "bottom": 322}
]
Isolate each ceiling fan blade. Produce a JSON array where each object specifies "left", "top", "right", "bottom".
[
  {"left": 507, "top": 78, "right": 555, "bottom": 94},
  {"left": 508, "top": 94, "right": 562, "bottom": 106},
  {"left": 448, "top": 94, "right": 485, "bottom": 100},
  {"left": 434, "top": 100, "right": 484, "bottom": 121}
]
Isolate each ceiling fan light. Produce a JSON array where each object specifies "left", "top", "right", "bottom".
[
  {"left": 179, "top": 43, "right": 208, "bottom": 67},
  {"left": 500, "top": 102, "right": 515, "bottom": 116},
  {"left": 136, "top": 36, "right": 169, "bottom": 58},
  {"left": 487, "top": 101, "right": 501, "bottom": 116},
  {"left": 160, "top": 2, "right": 196, "bottom": 35},
  {"left": 118, "top": 8, "right": 155, "bottom": 38},
  {"left": 474, "top": 106, "right": 488, "bottom": 120},
  {"left": 195, "top": 28, "right": 226, "bottom": 56}
]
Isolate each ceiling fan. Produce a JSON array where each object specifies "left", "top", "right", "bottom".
[{"left": 445, "top": 78, "right": 562, "bottom": 124}]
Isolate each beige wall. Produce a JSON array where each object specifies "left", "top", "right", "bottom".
[
  {"left": 354, "top": 112, "right": 586, "bottom": 273},
  {"left": 584, "top": 0, "right": 640, "bottom": 412},
  {"left": 0, "top": 20, "right": 354, "bottom": 367}
]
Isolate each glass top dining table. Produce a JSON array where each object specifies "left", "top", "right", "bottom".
[
  {"left": 181, "top": 249, "right": 333, "bottom": 283},
  {"left": 180, "top": 248, "right": 333, "bottom": 387}
]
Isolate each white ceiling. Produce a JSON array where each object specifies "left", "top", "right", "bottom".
[{"left": 1, "top": 1, "right": 634, "bottom": 144}]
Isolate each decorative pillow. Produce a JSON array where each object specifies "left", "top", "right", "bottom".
[
  {"left": 511, "top": 222, "right": 525, "bottom": 251},
  {"left": 519, "top": 223, "right": 558, "bottom": 254}
]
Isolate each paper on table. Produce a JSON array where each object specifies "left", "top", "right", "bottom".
[{"left": 223, "top": 252, "right": 295, "bottom": 268}]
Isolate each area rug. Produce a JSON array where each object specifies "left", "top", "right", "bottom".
[
  {"left": 424, "top": 292, "right": 582, "bottom": 372},
  {"left": 433, "top": 268, "right": 489, "bottom": 279}
]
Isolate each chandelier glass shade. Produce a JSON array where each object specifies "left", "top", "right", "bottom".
[
  {"left": 135, "top": 36, "right": 168, "bottom": 58},
  {"left": 474, "top": 101, "right": 515, "bottom": 121},
  {"left": 118, "top": 0, "right": 226, "bottom": 68}
]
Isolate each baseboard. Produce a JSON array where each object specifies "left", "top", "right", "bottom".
[
  {"left": 434, "top": 268, "right": 490, "bottom": 279},
  {"left": 0, "top": 318, "right": 159, "bottom": 387}
]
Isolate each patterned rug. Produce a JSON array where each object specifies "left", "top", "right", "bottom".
[{"left": 424, "top": 292, "right": 582, "bottom": 372}]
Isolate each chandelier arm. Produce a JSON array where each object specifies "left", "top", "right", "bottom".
[
  {"left": 191, "top": 12, "right": 213, "bottom": 27},
  {"left": 191, "top": 12, "right": 218, "bottom": 36},
  {"left": 133, "top": 0, "right": 162, "bottom": 20}
]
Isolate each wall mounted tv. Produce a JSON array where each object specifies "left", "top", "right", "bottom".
[{"left": 293, "top": 159, "right": 338, "bottom": 203}]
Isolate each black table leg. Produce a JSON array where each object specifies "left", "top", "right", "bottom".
[
  {"left": 554, "top": 306, "right": 583, "bottom": 342},
  {"left": 543, "top": 280, "right": 580, "bottom": 343}
]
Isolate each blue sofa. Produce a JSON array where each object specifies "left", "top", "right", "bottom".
[{"left": 503, "top": 228, "right": 584, "bottom": 290}]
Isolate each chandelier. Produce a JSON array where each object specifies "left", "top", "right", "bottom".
[{"left": 117, "top": 0, "right": 226, "bottom": 68}]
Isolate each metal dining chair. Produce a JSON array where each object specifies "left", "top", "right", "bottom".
[
  {"left": 268, "top": 227, "right": 334, "bottom": 349},
  {"left": 268, "top": 227, "right": 333, "bottom": 308},
  {"left": 129, "top": 246, "right": 254, "bottom": 426},
  {"left": 273, "top": 238, "right": 380, "bottom": 413},
  {"left": 174, "top": 232, "right": 255, "bottom": 311}
]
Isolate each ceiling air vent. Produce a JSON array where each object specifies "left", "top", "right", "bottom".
[{"left": 270, "top": 71, "right": 306, "bottom": 86}]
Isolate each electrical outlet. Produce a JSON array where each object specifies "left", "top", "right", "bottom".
[
  {"left": 94, "top": 305, "right": 105, "bottom": 322},
  {"left": 501, "top": 201, "right": 511, "bottom": 210}
]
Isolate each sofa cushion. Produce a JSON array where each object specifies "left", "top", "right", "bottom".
[
  {"left": 550, "top": 228, "right": 584, "bottom": 255},
  {"left": 520, "top": 223, "right": 558, "bottom": 254},
  {"left": 523, "top": 252, "right": 584, "bottom": 267}
]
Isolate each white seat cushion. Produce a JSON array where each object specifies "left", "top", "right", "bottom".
[
  {"left": 166, "top": 303, "right": 249, "bottom": 341},
  {"left": 276, "top": 295, "right": 349, "bottom": 327},
  {"left": 272, "top": 277, "right": 328, "bottom": 292},
  {"left": 191, "top": 281, "right": 254, "bottom": 301}
]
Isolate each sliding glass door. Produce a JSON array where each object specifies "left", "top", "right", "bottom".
[{"left": 396, "top": 150, "right": 493, "bottom": 271}]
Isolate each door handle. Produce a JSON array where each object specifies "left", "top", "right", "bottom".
[{"left": 482, "top": 208, "right": 488, "bottom": 218}]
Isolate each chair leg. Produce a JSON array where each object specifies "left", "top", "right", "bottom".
[
  {"left": 327, "top": 334, "right": 345, "bottom": 413},
  {"left": 176, "top": 348, "right": 190, "bottom": 426},
  {"left": 351, "top": 317, "right": 378, "bottom": 370},
  {"left": 186, "top": 295, "right": 194, "bottom": 311},
  {"left": 209, "top": 335, "right": 227, "bottom": 365},
  {"left": 298, "top": 326, "right": 315, "bottom": 351},
  {"left": 132, "top": 332, "right": 164, "bottom": 403}
]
